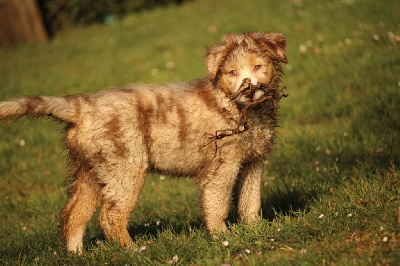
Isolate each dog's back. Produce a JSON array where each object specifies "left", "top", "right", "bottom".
[{"left": 61, "top": 78, "right": 242, "bottom": 178}]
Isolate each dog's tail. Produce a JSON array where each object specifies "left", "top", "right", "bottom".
[{"left": 0, "top": 95, "right": 79, "bottom": 123}]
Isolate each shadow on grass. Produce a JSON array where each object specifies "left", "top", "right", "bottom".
[
  {"left": 128, "top": 220, "right": 204, "bottom": 240},
  {"left": 260, "top": 184, "right": 317, "bottom": 221},
  {"left": 86, "top": 216, "right": 204, "bottom": 248},
  {"left": 226, "top": 179, "right": 320, "bottom": 224}
]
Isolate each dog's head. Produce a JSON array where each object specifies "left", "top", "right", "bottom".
[{"left": 205, "top": 32, "right": 287, "bottom": 104}]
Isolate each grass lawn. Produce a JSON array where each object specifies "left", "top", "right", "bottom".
[{"left": 1, "top": 0, "right": 399, "bottom": 264}]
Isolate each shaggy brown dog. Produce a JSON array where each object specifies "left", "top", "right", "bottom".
[{"left": 0, "top": 32, "right": 287, "bottom": 253}]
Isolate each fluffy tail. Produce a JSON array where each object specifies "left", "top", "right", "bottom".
[{"left": 0, "top": 95, "right": 79, "bottom": 123}]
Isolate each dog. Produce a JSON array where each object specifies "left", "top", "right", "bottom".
[{"left": 0, "top": 32, "right": 287, "bottom": 253}]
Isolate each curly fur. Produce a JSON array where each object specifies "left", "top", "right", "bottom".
[{"left": 0, "top": 32, "right": 287, "bottom": 253}]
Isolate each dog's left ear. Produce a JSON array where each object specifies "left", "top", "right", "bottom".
[{"left": 253, "top": 32, "right": 288, "bottom": 63}]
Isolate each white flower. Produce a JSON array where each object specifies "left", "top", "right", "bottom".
[
  {"left": 172, "top": 255, "right": 179, "bottom": 262},
  {"left": 318, "top": 213, "right": 324, "bottom": 219},
  {"left": 299, "top": 44, "right": 307, "bottom": 54},
  {"left": 151, "top": 68, "right": 159, "bottom": 76},
  {"left": 222, "top": 240, "right": 229, "bottom": 247},
  {"left": 244, "top": 249, "right": 251, "bottom": 254},
  {"left": 383, "top": 236, "right": 388, "bottom": 242},
  {"left": 166, "top": 61, "right": 175, "bottom": 69},
  {"left": 139, "top": 246, "right": 147, "bottom": 252},
  {"left": 388, "top": 32, "right": 395, "bottom": 43},
  {"left": 347, "top": 213, "right": 353, "bottom": 217}
]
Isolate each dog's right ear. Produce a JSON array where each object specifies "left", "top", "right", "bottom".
[
  {"left": 204, "top": 34, "right": 238, "bottom": 81},
  {"left": 204, "top": 44, "right": 226, "bottom": 81}
]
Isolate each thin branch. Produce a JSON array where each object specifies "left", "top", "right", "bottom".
[{"left": 204, "top": 76, "right": 286, "bottom": 152}]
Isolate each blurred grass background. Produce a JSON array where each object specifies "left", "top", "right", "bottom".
[{"left": 1, "top": 0, "right": 399, "bottom": 264}]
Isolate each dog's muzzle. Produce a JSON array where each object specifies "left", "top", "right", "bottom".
[{"left": 230, "top": 78, "right": 267, "bottom": 104}]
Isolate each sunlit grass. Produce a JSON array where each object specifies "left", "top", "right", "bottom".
[{"left": 1, "top": 0, "right": 399, "bottom": 264}]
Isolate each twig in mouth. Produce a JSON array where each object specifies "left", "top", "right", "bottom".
[{"left": 204, "top": 77, "right": 286, "bottom": 152}]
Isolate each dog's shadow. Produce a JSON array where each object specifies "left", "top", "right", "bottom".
[
  {"left": 260, "top": 185, "right": 315, "bottom": 221},
  {"left": 86, "top": 215, "right": 205, "bottom": 247},
  {"left": 85, "top": 178, "right": 316, "bottom": 249},
  {"left": 128, "top": 219, "right": 204, "bottom": 240},
  {"left": 227, "top": 182, "right": 315, "bottom": 223}
]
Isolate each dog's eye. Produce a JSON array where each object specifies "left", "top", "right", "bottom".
[
  {"left": 229, "top": 70, "right": 237, "bottom": 76},
  {"left": 254, "top": 65, "right": 262, "bottom": 71}
]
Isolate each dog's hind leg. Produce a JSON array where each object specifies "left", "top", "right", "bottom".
[
  {"left": 98, "top": 163, "right": 147, "bottom": 248},
  {"left": 60, "top": 166, "right": 101, "bottom": 253}
]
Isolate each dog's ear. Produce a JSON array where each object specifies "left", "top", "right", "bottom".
[
  {"left": 204, "top": 44, "right": 226, "bottom": 80},
  {"left": 252, "top": 32, "right": 288, "bottom": 63},
  {"left": 204, "top": 34, "right": 238, "bottom": 80}
]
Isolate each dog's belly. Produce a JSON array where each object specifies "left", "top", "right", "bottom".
[
  {"left": 150, "top": 147, "right": 203, "bottom": 177},
  {"left": 148, "top": 124, "right": 209, "bottom": 177}
]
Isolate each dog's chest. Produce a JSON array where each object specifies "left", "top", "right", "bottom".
[
  {"left": 212, "top": 95, "right": 277, "bottom": 160},
  {"left": 239, "top": 113, "right": 276, "bottom": 159}
]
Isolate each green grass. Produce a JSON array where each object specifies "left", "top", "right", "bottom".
[{"left": 1, "top": 0, "right": 399, "bottom": 264}]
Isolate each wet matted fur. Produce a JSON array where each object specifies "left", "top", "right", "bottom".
[{"left": 0, "top": 32, "right": 287, "bottom": 253}]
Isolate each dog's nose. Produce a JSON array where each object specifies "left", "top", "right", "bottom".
[
  {"left": 245, "top": 78, "right": 260, "bottom": 90},
  {"left": 244, "top": 78, "right": 258, "bottom": 86}
]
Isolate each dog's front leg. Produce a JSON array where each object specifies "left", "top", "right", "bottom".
[
  {"left": 197, "top": 157, "right": 241, "bottom": 235},
  {"left": 236, "top": 160, "right": 263, "bottom": 224}
]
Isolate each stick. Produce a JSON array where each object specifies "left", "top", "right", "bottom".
[{"left": 204, "top": 75, "right": 286, "bottom": 152}]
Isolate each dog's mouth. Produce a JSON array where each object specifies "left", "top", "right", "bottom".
[
  {"left": 229, "top": 78, "right": 268, "bottom": 103},
  {"left": 206, "top": 77, "right": 286, "bottom": 148}
]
